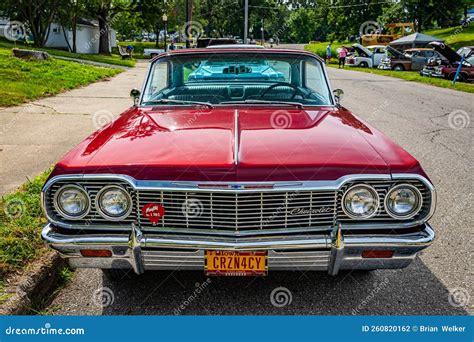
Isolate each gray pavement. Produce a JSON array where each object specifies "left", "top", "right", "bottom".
[
  {"left": 45, "top": 64, "right": 472, "bottom": 315},
  {"left": 0, "top": 60, "right": 148, "bottom": 194}
]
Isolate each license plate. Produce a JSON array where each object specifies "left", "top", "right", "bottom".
[{"left": 205, "top": 251, "right": 267, "bottom": 276}]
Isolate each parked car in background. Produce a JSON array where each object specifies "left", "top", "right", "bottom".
[
  {"left": 378, "top": 46, "right": 412, "bottom": 71},
  {"left": 456, "top": 46, "right": 474, "bottom": 58},
  {"left": 402, "top": 48, "right": 445, "bottom": 71},
  {"left": 143, "top": 48, "right": 165, "bottom": 58},
  {"left": 345, "top": 44, "right": 386, "bottom": 68},
  {"left": 41, "top": 47, "right": 436, "bottom": 279},
  {"left": 421, "top": 42, "right": 474, "bottom": 82},
  {"left": 379, "top": 46, "right": 446, "bottom": 71}
]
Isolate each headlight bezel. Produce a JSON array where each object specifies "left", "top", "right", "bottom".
[
  {"left": 53, "top": 184, "right": 91, "bottom": 220},
  {"left": 95, "top": 185, "right": 133, "bottom": 221},
  {"left": 384, "top": 183, "right": 423, "bottom": 220},
  {"left": 341, "top": 184, "right": 380, "bottom": 219}
]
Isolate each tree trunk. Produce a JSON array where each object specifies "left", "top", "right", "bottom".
[
  {"left": 61, "top": 25, "right": 72, "bottom": 51},
  {"left": 98, "top": 11, "right": 111, "bottom": 55}
]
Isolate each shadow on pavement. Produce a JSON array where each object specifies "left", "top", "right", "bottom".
[{"left": 100, "top": 257, "right": 468, "bottom": 315}]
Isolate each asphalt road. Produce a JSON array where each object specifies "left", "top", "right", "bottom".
[{"left": 46, "top": 63, "right": 472, "bottom": 315}]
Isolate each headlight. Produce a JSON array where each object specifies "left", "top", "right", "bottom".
[
  {"left": 96, "top": 186, "right": 132, "bottom": 220},
  {"left": 54, "top": 185, "right": 90, "bottom": 219},
  {"left": 342, "top": 184, "right": 379, "bottom": 219},
  {"left": 385, "top": 184, "right": 422, "bottom": 219}
]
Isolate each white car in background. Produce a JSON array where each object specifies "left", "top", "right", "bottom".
[{"left": 345, "top": 44, "right": 387, "bottom": 68}]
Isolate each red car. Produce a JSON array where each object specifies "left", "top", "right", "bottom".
[{"left": 41, "top": 47, "right": 436, "bottom": 279}]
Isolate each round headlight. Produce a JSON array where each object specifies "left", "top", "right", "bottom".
[
  {"left": 54, "top": 185, "right": 90, "bottom": 219},
  {"left": 385, "top": 184, "right": 422, "bottom": 219},
  {"left": 342, "top": 184, "right": 379, "bottom": 219},
  {"left": 96, "top": 186, "right": 132, "bottom": 220}
]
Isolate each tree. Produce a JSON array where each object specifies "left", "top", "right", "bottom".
[
  {"left": 1, "top": 0, "right": 60, "bottom": 47},
  {"left": 56, "top": 0, "right": 87, "bottom": 52},
  {"left": 85, "top": 0, "right": 131, "bottom": 54}
]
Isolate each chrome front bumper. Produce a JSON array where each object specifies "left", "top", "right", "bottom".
[{"left": 42, "top": 223, "right": 435, "bottom": 275}]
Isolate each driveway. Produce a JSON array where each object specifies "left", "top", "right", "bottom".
[
  {"left": 0, "top": 61, "right": 148, "bottom": 195},
  {"left": 44, "top": 65, "right": 472, "bottom": 315}
]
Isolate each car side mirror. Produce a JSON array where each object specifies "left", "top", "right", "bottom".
[
  {"left": 333, "top": 89, "right": 344, "bottom": 106},
  {"left": 130, "top": 88, "right": 141, "bottom": 106}
]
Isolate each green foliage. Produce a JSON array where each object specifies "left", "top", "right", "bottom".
[
  {"left": 0, "top": 171, "right": 52, "bottom": 276},
  {"left": 0, "top": 42, "right": 121, "bottom": 107}
]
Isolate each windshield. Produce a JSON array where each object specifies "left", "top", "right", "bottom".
[{"left": 142, "top": 53, "right": 333, "bottom": 106}]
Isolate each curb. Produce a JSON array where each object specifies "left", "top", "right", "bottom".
[{"left": 0, "top": 252, "right": 66, "bottom": 315}]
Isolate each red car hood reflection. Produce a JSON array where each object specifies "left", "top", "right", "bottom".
[{"left": 51, "top": 106, "right": 422, "bottom": 181}]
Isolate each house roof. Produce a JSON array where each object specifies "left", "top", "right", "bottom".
[
  {"left": 390, "top": 32, "right": 443, "bottom": 45},
  {"left": 77, "top": 18, "right": 98, "bottom": 28}
]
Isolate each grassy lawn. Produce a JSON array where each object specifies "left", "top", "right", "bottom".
[
  {"left": 0, "top": 45, "right": 122, "bottom": 107},
  {"left": 423, "top": 25, "right": 474, "bottom": 50},
  {"left": 0, "top": 39, "right": 135, "bottom": 67},
  {"left": 330, "top": 65, "right": 474, "bottom": 93},
  {"left": 0, "top": 171, "right": 51, "bottom": 278}
]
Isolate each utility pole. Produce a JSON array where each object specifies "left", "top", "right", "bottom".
[
  {"left": 243, "top": 0, "right": 248, "bottom": 44},
  {"left": 185, "top": 0, "right": 193, "bottom": 48}
]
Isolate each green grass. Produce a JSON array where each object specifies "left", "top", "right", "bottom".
[
  {"left": 0, "top": 281, "right": 12, "bottom": 305},
  {"left": 0, "top": 45, "right": 122, "bottom": 107},
  {"left": 0, "top": 170, "right": 51, "bottom": 277},
  {"left": 423, "top": 25, "right": 474, "bottom": 50},
  {"left": 330, "top": 65, "right": 474, "bottom": 93},
  {"left": 0, "top": 39, "right": 135, "bottom": 67}
]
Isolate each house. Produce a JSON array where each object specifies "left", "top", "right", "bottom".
[
  {"left": 1, "top": 17, "right": 117, "bottom": 54},
  {"left": 46, "top": 18, "right": 117, "bottom": 54}
]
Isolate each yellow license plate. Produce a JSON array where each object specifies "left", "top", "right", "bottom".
[{"left": 205, "top": 251, "right": 268, "bottom": 276}]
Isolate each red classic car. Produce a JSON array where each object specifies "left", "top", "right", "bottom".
[{"left": 41, "top": 47, "right": 436, "bottom": 279}]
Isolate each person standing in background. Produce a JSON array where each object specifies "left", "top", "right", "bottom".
[
  {"left": 338, "top": 45, "right": 348, "bottom": 68},
  {"left": 325, "top": 43, "right": 332, "bottom": 64}
]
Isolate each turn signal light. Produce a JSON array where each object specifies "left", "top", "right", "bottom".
[
  {"left": 80, "top": 249, "right": 112, "bottom": 257},
  {"left": 361, "top": 250, "right": 394, "bottom": 259}
]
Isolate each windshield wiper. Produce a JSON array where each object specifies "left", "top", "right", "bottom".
[
  {"left": 220, "top": 99, "right": 304, "bottom": 109},
  {"left": 142, "top": 99, "right": 214, "bottom": 108}
]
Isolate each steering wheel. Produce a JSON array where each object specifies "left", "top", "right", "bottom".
[{"left": 258, "top": 82, "right": 305, "bottom": 100}]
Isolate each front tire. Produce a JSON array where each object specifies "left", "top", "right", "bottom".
[
  {"left": 393, "top": 64, "right": 405, "bottom": 71},
  {"left": 359, "top": 61, "right": 368, "bottom": 68}
]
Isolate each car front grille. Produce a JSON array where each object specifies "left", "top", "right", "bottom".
[
  {"left": 137, "top": 190, "right": 337, "bottom": 234},
  {"left": 44, "top": 176, "right": 433, "bottom": 236}
]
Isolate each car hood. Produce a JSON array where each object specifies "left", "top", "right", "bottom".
[
  {"left": 352, "top": 44, "right": 372, "bottom": 57},
  {"left": 51, "top": 106, "right": 422, "bottom": 181},
  {"left": 429, "top": 42, "right": 461, "bottom": 63},
  {"left": 385, "top": 46, "right": 409, "bottom": 59}
]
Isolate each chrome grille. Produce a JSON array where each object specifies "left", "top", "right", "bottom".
[{"left": 138, "top": 190, "right": 337, "bottom": 233}]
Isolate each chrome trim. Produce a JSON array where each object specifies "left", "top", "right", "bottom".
[
  {"left": 384, "top": 183, "right": 423, "bottom": 220},
  {"left": 53, "top": 184, "right": 91, "bottom": 220},
  {"left": 42, "top": 173, "right": 436, "bottom": 230},
  {"left": 42, "top": 223, "right": 435, "bottom": 274},
  {"left": 234, "top": 109, "right": 239, "bottom": 165},
  {"left": 341, "top": 184, "right": 380, "bottom": 219},
  {"left": 95, "top": 185, "right": 134, "bottom": 221}
]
